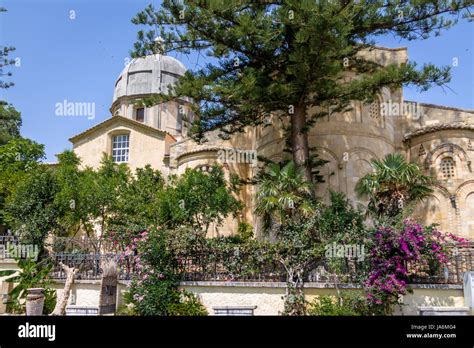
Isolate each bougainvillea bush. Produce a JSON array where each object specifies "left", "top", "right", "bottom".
[
  {"left": 365, "top": 220, "right": 468, "bottom": 313},
  {"left": 117, "top": 228, "right": 207, "bottom": 316}
]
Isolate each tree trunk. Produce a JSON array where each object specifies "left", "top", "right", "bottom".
[
  {"left": 283, "top": 265, "right": 306, "bottom": 315},
  {"left": 51, "top": 263, "right": 77, "bottom": 316},
  {"left": 290, "top": 105, "right": 312, "bottom": 184}
]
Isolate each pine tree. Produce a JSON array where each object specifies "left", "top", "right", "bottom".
[
  {"left": 131, "top": 0, "right": 473, "bottom": 184},
  {"left": 0, "top": 7, "right": 15, "bottom": 90},
  {"left": 0, "top": 7, "right": 21, "bottom": 145}
]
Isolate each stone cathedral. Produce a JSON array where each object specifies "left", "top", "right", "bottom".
[{"left": 68, "top": 47, "right": 474, "bottom": 241}]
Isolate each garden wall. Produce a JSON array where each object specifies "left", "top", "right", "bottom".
[
  {"left": 181, "top": 281, "right": 466, "bottom": 315},
  {"left": 0, "top": 277, "right": 466, "bottom": 315}
]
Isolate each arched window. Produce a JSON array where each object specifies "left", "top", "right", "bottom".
[{"left": 440, "top": 157, "right": 455, "bottom": 179}]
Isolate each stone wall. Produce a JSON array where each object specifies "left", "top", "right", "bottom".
[
  {"left": 0, "top": 276, "right": 467, "bottom": 316},
  {"left": 181, "top": 281, "right": 466, "bottom": 316}
]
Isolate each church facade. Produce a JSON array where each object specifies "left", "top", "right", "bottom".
[{"left": 69, "top": 47, "right": 474, "bottom": 241}]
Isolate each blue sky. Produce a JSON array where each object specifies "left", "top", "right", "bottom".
[{"left": 0, "top": 0, "right": 473, "bottom": 162}]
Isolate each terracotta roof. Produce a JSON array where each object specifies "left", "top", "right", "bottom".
[
  {"left": 69, "top": 116, "right": 176, "bottom": 143},
  {"left": 403, "top": 122, "right": 474, "bottom": 142}
]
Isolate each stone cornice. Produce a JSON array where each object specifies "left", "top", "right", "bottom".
[{"left": 403, "top": 123, "right": 474, "bottom": 142}]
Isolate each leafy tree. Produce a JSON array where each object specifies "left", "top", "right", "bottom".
[
  {"left": 4, "top": 165, "right": 60, "bottom": 249},
  {"left": 71, "top": 156, "right": 130, "bottom": 251},
  {"left": 106, "top": 165, "right": 165, "bottom": 253},
  {"left": 109, "top": 165, "right": 165, "bottom": 234},
  {"left": 0, "top": 102, "right": 22, "bottom": 145},
  {"left": 158, "top": 165, "right": 242, "bottom": 235},
  {"left": 318, "top": 191, "right": 367, "bottom": 245},
  {"left": 255, "top": 162, "right": 370, "bottom": 315},
  {"left": 317, "top": 191, "right": 370, "bottom": 282},
  {"left": 255, "top": 160, "right": 320, "bottom": 314},
  {"left": 53, "top": 150, "right": 84, "bottom": 238},
  {"left": 132, "top": 0, "right": 472, "bottom": 183},
  {"left": 0, "top": 138, "right": 45, "bottom": 229},
  {"left": 355, "top": 153, "right": 433, "bottom": 220}
]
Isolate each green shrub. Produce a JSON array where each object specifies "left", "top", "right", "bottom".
[
  {"left": 237, "top": 222, "right": 254, "bottom": 240},
  {"left": 168, "top": 290, "right": 208, "bottom": 316},
  {"left": 0, "top": 257, "right": 56, "bottom": 314},
  {"left": 125, "top": 228, "right": 208, "bottom": 316},
  {"left": 307, "top": 292, "right": 380, "bottom": 316}
]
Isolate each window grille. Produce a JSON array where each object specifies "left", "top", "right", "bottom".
[
  {"left": 369, "top": 100, "right": 381, "bottom": 123},
  {"left": 213, "top": 306, "right": 256, "bottom": 316},
  {"left": 440, "top": 157, "right": 455, "bottom": 179}
]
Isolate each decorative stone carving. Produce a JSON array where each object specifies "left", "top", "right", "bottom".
[{"left": 418, "top": 144, "right": 426, "bottom": 157}]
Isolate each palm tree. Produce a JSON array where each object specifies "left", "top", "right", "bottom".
[
  {"left": 355, "top": 153, "right": 433, "bottom": 219},
  {"left": 255, "top": 160, "right": 318, "bottom": 315},
  {"left": 255, "top": 160, "right": 315, "bottom": 233}
]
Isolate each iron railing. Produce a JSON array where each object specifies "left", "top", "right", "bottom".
[
  {"left": 39, "top": 242, "right": 474, "bottom": 284},
  {"left": 408, "top": 242, "right": 474, "bottom": 284},
  {"left": 49, "top": 253, "right": 133, "bottom": 280}
]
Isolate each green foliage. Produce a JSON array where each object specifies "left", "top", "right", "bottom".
[
  {"left": 167, "top": 290, "right": 208, "bottom": 316},
  {"left": 113, "top": 165, "right": 164, "bottom": 229},
  {"left": 356, "top": 153, "right": 433, "bottom": 220},
  {"left": 125, "top": 228, "right": 207, "bottom": 316},
  {"left": 318, "top": 191, "right": 370, "bottom": 277},
  {"left": 254, "top": 161, "right": 371, "bottom": 315},
  {"left": 0, "top": 7, "right": 16, "bottom": 90},
  {"left": 237, "top": 222, "right": 253, "bottom": 241},
  {"left": 131, "top": 1, "right": 471, "bottom": 177},
  {"left": 0, "top": 257, "right": 56, "bottom": 314},
  {"left": 0, "top": 137, "right": 45, "bottom": 228},
  {"left": 5, "top": 166, "right": 60, "bottom": 249},
  {"left": 158, "top": 165, "right": 242, "bottom": 234},
  {"left": 255, "top": 161, "right": 321, "bottom": 315},
  {"left": 319, "top": 191, "right": 367, "bottom": 244},
  {"left": 307, "top": 292, "right": 380, "bottom": 316},
  {"left": 255, "top": 160, "right": 316, "bottom": 233},
  {"left": 0, "top": 102, "right": 21, "bottom": 145}
]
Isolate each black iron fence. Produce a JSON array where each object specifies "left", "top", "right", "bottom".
[
  {"left": 38, "top": 242, "right": 474, "bottom": 284},
  {"left": 408, "top": 242, "right": 474, "bottom": 284},
  {"left": 177, "top": 243, "right": 474, "bottom": 285},
  {"left": 0, "top": 235, "right": 19, "bottom": 245},
  {"left": 177, "top": 252, "right": 287, "bottom": 282},
  {"left": 49, "top": 253, "right": 133, "bottom": 280}
]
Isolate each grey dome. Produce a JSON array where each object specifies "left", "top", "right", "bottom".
[{"left": 113, "top": 54, "right": 187, "bottom": 103}]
